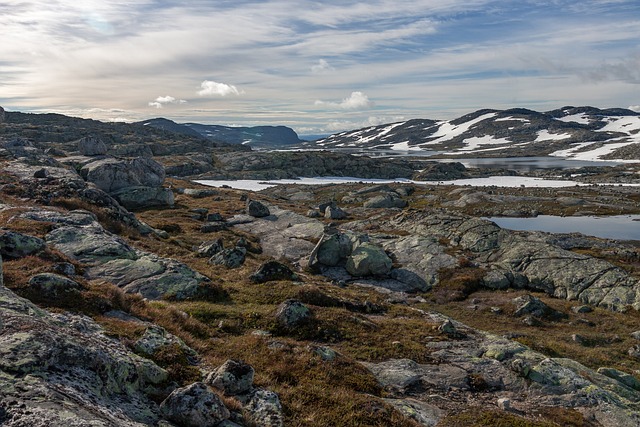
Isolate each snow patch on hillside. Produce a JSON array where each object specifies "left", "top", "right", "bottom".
[
  {"left": 424, "top": 112, "right": 497, "bottom": 145},
  {"left": 458, "top": 135, "right": 511, "bottom": 151},
  {"left": 535, "top": 130, "right": 572, "bottom": 142},
  {"left": 557, "top": 114, "right": 591, "bottom": 124},
  {"left": 598, "top": 116, "right": 640, "bottom": 134}
]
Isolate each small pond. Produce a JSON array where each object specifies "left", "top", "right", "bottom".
[{"left": 487, "top": 215, "right": 640, "bottom": 241}]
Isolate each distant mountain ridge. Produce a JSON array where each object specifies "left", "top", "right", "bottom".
[
  {"left": 308, "top": 106, "right": 640, "bottom": 161},
  {"left": 140, "top": 118, "right": 302, "bottom": 148}
]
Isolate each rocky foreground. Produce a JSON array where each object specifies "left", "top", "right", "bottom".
[{"left": 1, "top": 115, "right": 640, "bottom": 426}]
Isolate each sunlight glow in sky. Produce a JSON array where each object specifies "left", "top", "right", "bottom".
[{"left": 1, "top": 0, "right": 639, "bottom": 134}]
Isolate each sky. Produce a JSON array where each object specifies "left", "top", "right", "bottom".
[{"left": 1, "top": 0, "right": 640, "bottom": 135}]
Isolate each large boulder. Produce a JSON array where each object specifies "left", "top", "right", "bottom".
[
  {"left": 243, "top": 389, "right": 284, "bottom": 427},
  {"left": 363, "top": 194, "right": 408, "bottom": 209},
  {"left": 250, "top": 261, "right": 297, "bottom": 283},
  {"left": 160, "top": 382, "right": 230, "bottom": 427},
  {"left": 345, "top": 243, "right": 393, "bottom": 277},
  {"left": 247, "top": 200, "right": 270, "bottom": 218},
  {"left": 81, "top": 157, "right": 165, "bottom": 193},
  {"left": 205, "top": 359, "right": 255, "bottom": 396},
  {"left": 0, "top": 231, "right": 46, "bottom": 259},
  {"left": 111, "top": 186, "right": 175, "bottom": 210},
  {"left": 77, "top": 136, "right": 108, "bottom": 156},
  {"left": 274, "top": 299, "right": 312, "bottom": 328},
  {"left": 28, "top": 273, "right": 83, "bottom": 298}
]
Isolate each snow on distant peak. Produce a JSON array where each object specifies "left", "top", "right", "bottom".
[
  {"left": 457, "top": 135, "right": 511, "bottom": 151},
  {"left": 556, "top": 114, "right": 591, "bottom": 124},
  {"left": 423, "top": 112, "right": 497, "bottom": 145},
  {"left": 597, "top": 116, "right": 640, "bottom": 134},
  {"left": 495, "top": 116, "right": 529, "bottom": 123},
  {"left": 535, "top": 130, "right": 572, "bottom": 142}
]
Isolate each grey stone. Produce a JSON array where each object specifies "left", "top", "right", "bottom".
[
  {"left": 197, "top": 239, "right": 224, "bottom": 257},
  {"left": 54, "top": 262, "right": 76, "bottom": 276},
  {"left": 631, "top": 331, "right": 640, "bottom": 340},
  {"left": 160, "top": 382, "right": 230, "bottom": 427},
  {"left": 201, "top": 222, "right": 228, "bottom": 233},
  {"left": 345, "top": 243, "right": 392, "bottom": 277},
  {"left": 572, "top": 305, "right": 593, "bottom": 313},
  {"left": 315, "top": 233, "right": 354, "bottom": 267},
  {"left": 363, "top": 194, "right": 407, "bottom": 209},
  {"left": 81, "top": 157, "right": 165, "bottom": 192},
  {"left": 134, "top": 325, "right": 197, "bottom": 360},
  {"left": 111, "top": 186, "right": 175, "bottom": 210},
  {"left": 243, "top": 389, "right": 284, "bottom": 427},
  {"left": 597, "top": 367, "right": 640, "bottom": 391},
  {"left": 0, "top": 231, "right": 45, "bottom": 259},
  {"left": 206, "top": 212, "right": 224, "bottom": 222},
  {"left": 250, "top": 261, "right": 297, "bottom": 283},
  {"left": 209, "top": 247, "right": 246, "bottom": 269},
  {"left": 247, "top": 200, "right": 270, "bottom": 218},
  {"left": 274, "top": 299, "right": 312, "bottom": 328},
  {"left": 513, "top": 295, "right": 566, "bottom": 320},
  {"left": 390, "top": 268, "right": 430, "bottom": 292},
  {"left": 183, "top": 188, "right": 219, "bottom": 198},
  {"left": 383, "top": 398, "right": 443, "bottom": 427},
  {"left": 205, "top": 359, "right": 255, "bottom": 396},
  {"left": 324, "top": 205, "right": 348, "bottom": 219},
  {"left": 28, "top": 273, "right": 83, "bottom": 297},
  {"left": 77, "top": 136, "right": 107, "bottom": 156}
]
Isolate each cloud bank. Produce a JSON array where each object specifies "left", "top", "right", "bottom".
[{"left": 148, "top": 95, "right": 187, "bottom": 109}]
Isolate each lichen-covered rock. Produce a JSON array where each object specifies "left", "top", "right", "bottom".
[
  {"left": 81, "top": 157, "right": 166, "bottom": 193},
  {"left": 160, "top": 382, "right": 230, "bottom": 427},
  {"left": 0, "top": 278, "right": 169, "bottom": 426},
  {"left": 209, "top": 247, "right": 246, "bottom": 269},
  {"left": 324, "top": 205, "right": 348, "bottom": 219},
  {"left": 363, "top": 194, "right": 407, "bottom": 209},
  {"left": 247, "top": 200, "right": 270, "bottom": 218},
  {"left": 314, "top": 233, "right": 354, "bottom": 267},
  {"left": 250, "top": 261, "right": 297, "bottom": 283},
  {"left": 134, "top": 325, "right": 197, "bottom": 361},
  {"left": 0, "top": 231, "right": 45, "bottom": 259},
  {"left": 243, "top": 389, "right": 284, "bottom": 427},
  {"left": 77, "top": 136, "right": 108, "bottom": 156},
  {"left": 390, "top": 268, "right": 430, "bottom": 292},
  {"left": 28, "top": 273, "right": 83, "bottom": 297},
  {"left": 274, "top": 299, "right": 312, "bottom": 328},
  {"left": 111, "top": 185, "right": 175, "bottom": 210},
  {"left": 345, "top": 243, "right": 392, "bottom": 277},
  {"left": 205, "top": 359, "right": 255, "bottom": 396},
  {"left": 46, "top": 224, "right": 138, "bottom": 264}
]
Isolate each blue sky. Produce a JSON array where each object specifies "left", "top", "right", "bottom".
[{"left": 1, "top": 0, "right": 639, "bottom": 134}]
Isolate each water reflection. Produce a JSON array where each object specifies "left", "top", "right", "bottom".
[{"left": 488, "top": 215, "right": 640, "bottom": 241}]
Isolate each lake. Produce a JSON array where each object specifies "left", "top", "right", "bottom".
[{"left": 488, "top": 215, "right": 640, "bottom": 241}]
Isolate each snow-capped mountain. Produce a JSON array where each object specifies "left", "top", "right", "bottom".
[{"left": 311, "top": 107, "right": 640, "bottom": 161}]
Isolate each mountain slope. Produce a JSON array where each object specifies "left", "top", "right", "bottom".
[
  {"left": 310, "top": 107, "right": 640, "bottom": 161},
  {"left": 140, "top": 118, "right": 302, "bottom": 148}
]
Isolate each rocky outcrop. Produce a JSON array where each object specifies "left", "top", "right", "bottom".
[
  {"left": 363, "top": 312, "right": 640, "bottom": 427},
  {"left": 0, "top": 263, "right": 170, "bottom": 426},
  {"left": 0, "top": 231, "right": 45, "bottom": 259},
  {"left": 16, "top": 208, "right": 212, "bottom": 300},
  {"left": 393, "top": 211, "right": 640, "bottom": 311},
  {"left": 345, "top": 243, "right": 393, "bottom": 276}
]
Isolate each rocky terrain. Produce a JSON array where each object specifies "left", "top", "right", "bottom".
[
  {"left": 309, "top": 106, "right": 640, "bottom": 161},
  {"left": 1, "top": 109, "right": 640, "bottom": 426}
]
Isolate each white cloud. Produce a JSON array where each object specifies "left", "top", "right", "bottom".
[
  {"left": 629, "top": 105, "right": 640, "bottom": 112},
  {"left": 311, "top": 59, "right": 334, "bottom": 74},
  {"left": 315, "top": 91, "right": 374, "bottom": 110},
  {"left": 198, "top": 80, "right": 242, "bottom": 96},
  {"left": 148, "top": 95, "right": 187, "bottom": 108}
]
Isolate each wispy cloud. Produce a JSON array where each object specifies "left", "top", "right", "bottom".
[
  {"left": 197, "top": 81, "right": 243, "bottom": 97},
  {"left": 316, "top": 92, "right": 374, "bottom": 110},
  {"left": 148, "top": 95, "right": 187, "bottom": 108},
  {"left": 311, "top": 59, "right": 334, "bottom": 74}
]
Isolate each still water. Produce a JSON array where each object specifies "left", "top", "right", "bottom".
[{"left": 488, "top": 215, "right": 640, "bottom": 241}]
